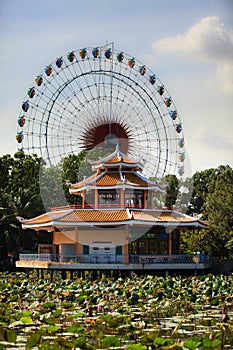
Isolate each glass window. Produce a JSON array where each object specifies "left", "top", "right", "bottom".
[
  {"left": 98, "top": 190, "right": 120, "bottom": 204},
  {"left": 124, "top": 190, "right": 144, "bottom": 208},
  {"left": 83, "top": 245, "right": 89, "bottom": 255},
  {"left": 116, "top": 245, "right": 122, "bottom": 255}
]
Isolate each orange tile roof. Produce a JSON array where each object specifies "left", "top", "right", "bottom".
[
  {"left": 58, "top": 209, "right": 131, "bottom": 223},
  {"left": 22, "top": 209, "right": 131, "bottom": 227},
  {"left": 91, "top": 148, "right": 140, "bottom": 166},
  {"left": 132, "top": 210, "right": 205, "bottom": 224},
  {"left": 21, "top": 209, "right": 207, "bottom": 229},
  {"left": 22, "top": 210, "right": 69, "bottom": 225},
  {"left": 104, "top": 154, "right": 138, "bottom": 165},
  {"left": 70, "top": 171, "right": 159, "bottom": 190},
  {"left": 95, "top": 172, "right": 122, "bottom": 186},
  {"left": 94, "top": 171, "right": 161, "bottom": 188},
  {"left": 70, "top": 172, "right": 98, "bottom": 190},
  {"left": 124, "top": 173, "right": 151, "bottom": 186},
  {"left": 103, "top": 155, "right": 121, "bottom": 164}
]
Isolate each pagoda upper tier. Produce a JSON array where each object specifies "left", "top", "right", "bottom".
[
  {"left": 68, "top": 146, "right": 165, "bottom": 209},
  {"left": 69, "top": 145, "right": 165, "bottom": 195}
]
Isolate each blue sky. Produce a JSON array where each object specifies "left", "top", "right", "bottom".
[{"left": 0, "top": 0, "right": 232, "bottom": 174}]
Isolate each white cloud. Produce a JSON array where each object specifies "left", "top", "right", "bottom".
[
  {"left": 152, "top": 16, "right": 233, "bottom": 97},
  {"left": 192, "top": 122, "right": 233, "bottom": 150},
  {"left": 215, "top": 62, "right": 233, "bottom": 96},
  {"left": 153, "top": 16, "right": 233, "bottom": 62}
]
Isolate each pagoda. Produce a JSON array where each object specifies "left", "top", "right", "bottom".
[{"left": 16, "top": 146, "right": 211, "bottom": 274}]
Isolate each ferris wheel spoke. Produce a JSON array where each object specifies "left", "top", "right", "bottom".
[
  {"left": 72, "top": 60, "right": 98, "bottom": 109},
  {"left": 47, "top": 65, "right": 94, "bottom": 123}
]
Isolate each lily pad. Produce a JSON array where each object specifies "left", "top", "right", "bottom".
[{"left": 25, "top": 331, "right": 42, "bottom": 348}]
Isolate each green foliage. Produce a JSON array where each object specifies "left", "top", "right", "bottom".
[
  {"left": 181, "top": 165, "right": 233, "bottom": 257},
  {"left": 60, "top": 151, "right": 86, "bottom": 205},
  {"left": 42, "top": 301, "right": 56, "bottom": 310},
  {"left": 0, "top": 152, "right": 45, "bottom": 256},
  {"left": 180, "top": 228, "right": 213, "bottom": 254},
  {"left": 162, "top": 174, "right": 179, "bottom": 207},
  {"left": 102, "top": 335, "right": 120, "bottom": 348},
  {"left": 0, "top": 272, "right": 233, "bottom": 348},
  {"left": 54, "top": 337, "right": 74, "bottom": 348},
  {"left": 4, "top": 329, "right": 17, "bottom": 343},
  {"left": 188, "top": 168, "right": 216, "bottom": 216},
  {"left": 25, "top": 331, "right": 42, "bottom": 348},
  {"left": 19, "top": 316, "right": 33, "bottom": 324},
  {"left": 39, "top": 164, "right": 66, "bottom": 209},
  {"left": 183, "top": 336, "right": 202, "bottom": 349},
  {"left": 205, "top": 165, "right": 233, "bottom": 256},
  {"left": 150, "top": 174, "right": 180, "bottom": 208},
  {"left": 0, "top": 147, "right": 232, "bottom": 258},
  {"left": 127, "top": 344, "right": 147, "bottom": 349}
]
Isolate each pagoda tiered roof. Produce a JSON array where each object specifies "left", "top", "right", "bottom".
[
  {"left": 90, "top": 145, "right": 143, "bottom": 170},
  {"left": 18, "top": 145, "right": 208, "bottom": 232},
  {"left": 20, "top": 208, "right": 207, "bottom": 230},
  {"left": 69, "top": 171, "right": 164, "bottom": 193},
  {"left": 69, "top": 146, "right": 164, "bottom": 193}
]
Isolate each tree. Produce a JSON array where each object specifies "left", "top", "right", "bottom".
[
  {"left": 60, "top": 147, "right": 109, "bottom": 205},
  {"left": 180, "top": 165, "right": 233, "bottom": 257},
  {"left": 39, "top": 164, "right": 67, "bottom": 210},
  {"left": 205, "top": 165, "right": 233, "bottom": 257},
  {"left": 0, "top": 154, "right": 14, "bottom": 260},
  {"left": 0, "top": 152, "right": 44, "bottom": 257},
  {"left": 0, "top": 188, "right": 43, "bottom": 256},
  {"left": 163, "top": 174, "right": 179, "bottom": 207},
  {"left": 180, "top": 228, "right": 213, "bottom": 255},
  {"left": 155, "top": 175, "right": 179, "bottom": 208},
  {"left": 60, "top": 151, "right": 87, "bottom": 205},
  {"left": 176, "top": 176, "right": 194, "bottom": 214},
  {"left": 188, "top": 168, "right": 216, "bottom": 217}
]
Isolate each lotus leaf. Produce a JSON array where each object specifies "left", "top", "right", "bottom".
[
  {"left": 18, "top": 311, "right": 32, "bottom": 318},
  {"left": 183, "top": 336, "right": 202, "bottom": 349},
  {"left": 4, "top": 329, "right": 17, "bottom": 342},
  {"left": 62, "top": 301, "right": 74, "bottom": 309},
  {"left": 127, "top": 344, "right": 147, "bottom": 349},
  {"left": 101, "top": 335, "right": 120, "bottom": 348},
  {"left": 202, "top": 334, "right": 222, "bottom": 348},
  {"left": 52, "top": 309, "right": 62, "bottom": 318},
  {"left": 43, "top": 317, "right": 57, "bottom": 325},
  {"left": 0, "top": 272, "right": 233, "bottom": 348},
  {"left": 46, "top": 325, "right": 61, "bottom": 333},
  {"left": 154, "top": 337, "right": 174, "bottom": 346},
  {"left": 73, "top": 335, "right": 94, "bottom": 349},
  {"left": 25, "top": 331, "right": 42, "bottom": 348},
  {"left": 19, "top": 316, "right": 33, "bottom": 324},
  {"left": 42, "top": 301, "right": 56, "bottom": 310},
  {"left": 67, "top": 323, "right": 85, "bottom": 334},
  {"left": 54, "top": 336, "right": 74, "bottom": 348}
]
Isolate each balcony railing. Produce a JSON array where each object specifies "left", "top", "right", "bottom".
[
  {"left": 50, "top": 204, "right": 154, "bottom": 211},
  {"left": 19, "top": 253, "right": 212, "bottom": 265}
]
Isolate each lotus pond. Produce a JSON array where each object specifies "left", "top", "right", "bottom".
[{"left": 0, "top": 271, "right": 232, "bottom": 349}]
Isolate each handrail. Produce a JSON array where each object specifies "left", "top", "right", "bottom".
[
  {"left": 50, "top": 204, "right": 154, "bottom": 211},
  {"left": 18, "top": 253, "right": 212, "bottom": 264}
]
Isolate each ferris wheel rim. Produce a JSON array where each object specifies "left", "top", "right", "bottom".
[{"left": 16, "top": 43, "right": 185, "bottom": 178}]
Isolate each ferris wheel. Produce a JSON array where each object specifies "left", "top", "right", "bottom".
[{"left": 16, "top": 43, "right": 185, "bottom": 178}]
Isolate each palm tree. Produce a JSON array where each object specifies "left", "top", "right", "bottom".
[{"left": 0, "top": 187, "right": 44, "bottom": 258}]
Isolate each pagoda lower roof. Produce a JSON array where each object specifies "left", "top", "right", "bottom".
[{"left": 19, "top": 208, "right": 208, "bottom": 231}]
